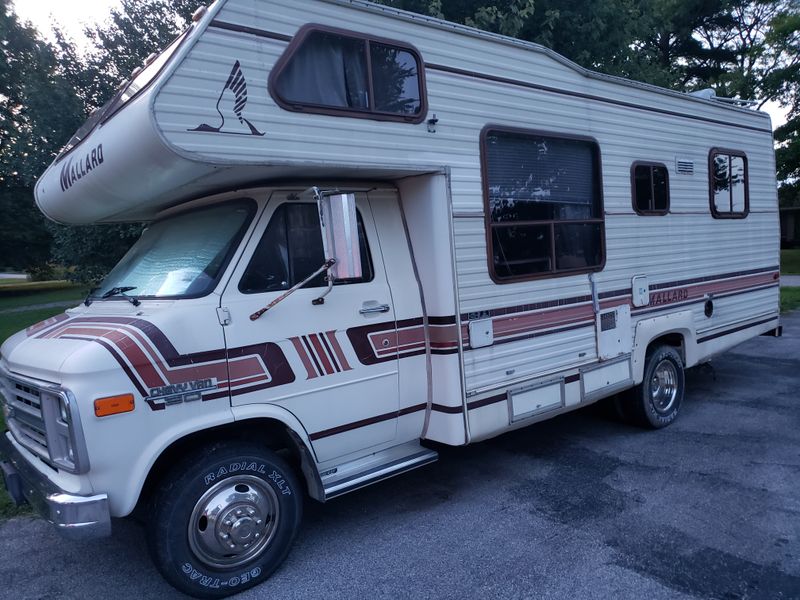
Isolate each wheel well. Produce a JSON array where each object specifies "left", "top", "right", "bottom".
[
  {"left": 646, "top": 332, "right": 686, "bottom": 363},
  {"left": 134, "top": 419, "right": 312, "bottom": 518}
]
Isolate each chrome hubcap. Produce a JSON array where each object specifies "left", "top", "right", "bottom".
[
  {"left": 188, "top": 476, "right": 279, "bottom": 569},
  {"left": 650, "top": 359, "right": 678, "bottom": 414}
]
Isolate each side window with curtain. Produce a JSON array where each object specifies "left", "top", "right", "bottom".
[
  {"left": 239, "top": 203, "right": 373, "bottom": 294},
  {"left": 482, "top": 128, "right": 605, "bottom": 281},
  {"left": 710, "top": 149, "right": 748, "bottom": 218},
  {"left": 270, "top": 26, "right": 425, "bottom": 122}
]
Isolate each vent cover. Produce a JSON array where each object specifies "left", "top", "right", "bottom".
[
  {"left": 675, "top": 158, "right": 695, "bottom": 175},
  {"left": 600, "top": 311, "right": 617, "bottom": 332}
]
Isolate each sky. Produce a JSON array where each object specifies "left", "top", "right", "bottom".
[
  {"left": 12, "top": 0, "right": 121, "bottom": 43},
  {"left": 10, "top": 0, "right": 789, "bottom": 129}
]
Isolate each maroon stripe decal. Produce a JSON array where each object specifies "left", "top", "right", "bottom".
[
  {"left": 309, "top": 403, "right": 427, "bottom": 440},
  {"left": 427, "top": 63, "right": 772, "bottom": 134},
  {"left": 310, "top": 333, "right": 336, "bottom": 375},
  {"left": 301, "top": 336, "right": 324, "bottom": 377},
  {"left": 26, "top": 313, "right": 69, "bottom": 337},
  {"left": 61, "top": 335, "right": 149, "bottom": 398},
  {"left": 697, "top": 316, "right": 777, "bottom": 344},
  {"left": 458, "top": 266, "right": 778, "bottom": 323},
  {"left": 468, "top": 394, "right": 508, "bottom": 411},
  {"left": 290, "top": 336, "right": 318, "bottom": 380},
  {"left": 325, "top": 330, "right": 352, "bottom": 371},
  {"left": 431, "top": 403, "right": 463, "bottom": 414},
  {"left": 318, "top": 333, "right": 341, "bottom": 373},
  {"left": 53, "top": 318, "right": 293, "bottom": 408}
]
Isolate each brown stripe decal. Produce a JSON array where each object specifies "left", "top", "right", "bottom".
[
  {"left": 326, "top": 330, "right": 352, "bottom": 371},
  {"left": 42, "top": 317, "right": 294, "bottom": 408},
  {"left": 697, "top": 317, "right": 777, "bottom": 344},
  {"left": 309, "top": 403, "right": 427, "bottom": 441},
  {"left": 208, "top": 20, "right": 293, "bottom": 42},
  {"left": 25, "top": 313, "right": 69, "bottom": 337},
  {"left": 427, "top": 63, "right": 771, "bottom": 134}
]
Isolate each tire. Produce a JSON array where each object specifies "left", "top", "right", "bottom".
[
  {"left": 620, "top": 345, "right": 685, "bottom": 429},
  {"left": 145, "top": 442, "right": 303, "bottom": 599}
]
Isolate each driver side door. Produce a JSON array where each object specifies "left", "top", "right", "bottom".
[{"left": 220, "top": 191, "right": 400, "bottom": 464}]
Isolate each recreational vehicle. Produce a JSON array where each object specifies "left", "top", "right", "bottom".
[{"left": 0, "top": 0, "right": 781, "bottom": 596}]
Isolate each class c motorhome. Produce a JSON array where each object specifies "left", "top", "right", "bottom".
[{"left": 0, "top": 0, "right": 781, "bottom": 596}]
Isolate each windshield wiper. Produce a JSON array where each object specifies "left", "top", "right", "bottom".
[
  {"left": 100, "top": 286, "right": 141, "bottom": 306},
  {"left": 83, "top": 286, "right": 100, "bottom": 307}
]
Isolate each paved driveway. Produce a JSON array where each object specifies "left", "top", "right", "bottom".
[{"left": 2, "top": 314, "right": 799, "bottom": 599}]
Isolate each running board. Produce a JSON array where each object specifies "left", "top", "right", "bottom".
[{"left": 321, "top": 442, "right": 438, "bottom": 500}]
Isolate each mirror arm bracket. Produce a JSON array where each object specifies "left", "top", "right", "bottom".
[
  {"left": 312, "top": 272, "right": 335, "bottom": 306},
  {"left": 250, "top": 258, "right": 336, "bottom": 321}
]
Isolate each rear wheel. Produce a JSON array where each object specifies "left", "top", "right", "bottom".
[
  {"left": 146, "top": 442, "right": 302, "bottom": 598},
  {"left": 619, "top": 344, "right": 685, "bottom": 429}
]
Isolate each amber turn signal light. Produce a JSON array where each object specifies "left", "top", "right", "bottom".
[{"left": 94, "top": 394, "right": 135, "bottom": 417}]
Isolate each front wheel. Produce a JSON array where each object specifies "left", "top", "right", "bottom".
[
  {"left": 146, "top": 443, "right": 302, "bottom": 598},
  {"left": 618, "top": 345, "right": 685, "bottom": 429}
]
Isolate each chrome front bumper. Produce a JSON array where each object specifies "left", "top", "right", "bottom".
[{"left": 0, "top": 432, "right": 111, "bottom": 539}]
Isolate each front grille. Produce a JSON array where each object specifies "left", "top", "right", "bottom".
[{"left": 0, "top": 373, "right": 50, "bottom": 460}]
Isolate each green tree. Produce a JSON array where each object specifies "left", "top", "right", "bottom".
[
  {"left": 45, "top": 0, "right": 205, "bottom": 282},
  {"left": 0, "top": 0, "right": 84, "bottom": 273}
]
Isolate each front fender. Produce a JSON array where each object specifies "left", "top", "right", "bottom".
[{"left": 231, "top": 403, "right": 324, "bottom": 501}]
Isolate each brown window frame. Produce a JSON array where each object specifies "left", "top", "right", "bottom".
[
  {"left": 631, "top": 161, "right": 670, "bottom": 215},
  {"left": 709, "top": 148, "right": 749, "bottom": 219},
  {"left": 268, "top": 24, "right": 428, "bottom": 124},
  {"left": 481, "top": 125, "right": 606, "bottom": 284}
]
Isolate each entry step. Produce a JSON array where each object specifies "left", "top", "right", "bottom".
[{"left": 321, "top": 441, "right": 438, "bottom": 500}]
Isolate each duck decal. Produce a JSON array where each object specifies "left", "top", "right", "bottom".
[{"left": 190, "top": 60, "right": 265, "bottom": 136}]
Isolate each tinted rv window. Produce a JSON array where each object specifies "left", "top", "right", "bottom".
[
  {"left": 239, "top": 203, "right": 373, "bottom": 294},
  {"left": 482, "top": 128, "right": 604, "bottom": 281},
  {"left": 632, "top": 163, "right": 669, "bottom": 214},
  {"left": 270, "top": 27, "right": 425, "bottom": 122},
  {"left": 96, "top": 200, "right": 254, "bottom": 299},
  {"left": 710, "top": 149, "right": 749, "bottom": 218}
]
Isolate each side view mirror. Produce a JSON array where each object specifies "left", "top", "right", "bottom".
[{"left": 318, "top": 192, "right": 362, "bottom": 281}]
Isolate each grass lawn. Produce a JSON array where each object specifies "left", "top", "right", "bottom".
[
  {"left": 1, "top": 304, "right": 73, "bottom": 519},
  {"left": 781, "top": 287, "right": 800, "bottom": 313},
  {"left": 781, "top": 249, "right": 800, "bottom": 275},
  {"left": 0, "top": 285, "right": 86, "bottom": 312}
]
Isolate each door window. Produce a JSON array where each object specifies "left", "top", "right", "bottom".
[{"left": 239, "top": 203, "right": 373, "bottom": 294}]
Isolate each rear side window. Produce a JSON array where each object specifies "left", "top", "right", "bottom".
[
  {"left": 632, "top": 162, "right": 669, "bottom": 215},
  {"left": 710, "top": 149, "right": 748, "bottom": 218},
  {"left": 482, "top": 127, "right": 605, "bottom": 281},
  {"left": 239, "top": 203, "right": 374, "bottom": 294},
  {"left": 269, "top": 26, "right": 426, "bottom": 123}
]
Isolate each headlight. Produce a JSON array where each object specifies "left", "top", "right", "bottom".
[{"left": 40, "top": 388, "right": 88, "bottom": 473}]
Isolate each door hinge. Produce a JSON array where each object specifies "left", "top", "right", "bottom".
[{"left": 216, "top": 307, "right": 231, "bottom": 326}]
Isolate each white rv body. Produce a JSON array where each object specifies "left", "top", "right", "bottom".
[{"left": 2, "top": 0, "right": 780, "bottom": 595}]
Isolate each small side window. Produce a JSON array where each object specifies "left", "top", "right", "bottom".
[
  {"left": 239, "top": 203, "right": 373, "bottom": 294},
  {"left": 710, "top": 149, "right": 749, "bottom": 218},
  {"left": 632, "top": 162, "right": 669, "bottom": 215},
  {"left": 269, "top": 25, "right": 426, "bottom": 123}
]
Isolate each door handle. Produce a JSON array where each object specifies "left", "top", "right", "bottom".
[{"left": 359, "top": 303, "right": 391, "bottom": 315}]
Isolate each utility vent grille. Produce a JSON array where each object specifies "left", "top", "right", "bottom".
[
  {"left": 600, "top": 311, "right": 617, "bottom": 332},
  {"left": 676, "top": 159, "right": 695, "bottom": 175}
]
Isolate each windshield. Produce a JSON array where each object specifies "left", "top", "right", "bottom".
[{"left": 96, "top": 200, "right": 254, "bottom": 299}]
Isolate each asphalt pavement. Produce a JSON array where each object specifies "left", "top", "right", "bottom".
[
  {"left": 2, "top": 313, "right": 799, "bottom": 600},
  {"left": 782, "top": 275, "right": 800, "bottom": 287}
]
